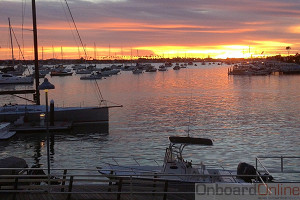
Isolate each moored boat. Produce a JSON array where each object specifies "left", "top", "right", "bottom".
[
  {"left": 145, "top": 65, "right": 157, "bottom": 72},
  {"left": 173, "top": 65, "right": 180, "bottom": 70},
  {"left": 50, "top": 70, "right": 73, "bottom": 76},
  {"left": 98, "top": 136, "right": 274, "bottom": 183},
  {"left": 0, "top": 104, "right": 109, "bottom": 124},
  {"left": 0, "top": 72, "right": 33, "bottom": 84},
  {"left": 80, "top": 71, "right": 102, "bottom": 80},
  {"left": 158, "top": 66, "right": 167, "bottom": 71},
  {"left": 0, "top": 122, "right": 16, "bottom": 140},
  {"left": 132, "top": 69, "right": 144, "bottom": 74}
]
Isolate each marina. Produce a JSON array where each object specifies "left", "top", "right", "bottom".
[
  {"left": 1, "top": 62, "right": 300, "bottom": 199},
  {"left": 228, "top": 61, "right": 300, "bottom": 76},
  {"left": 1, "top": 0, "right": 300, "bottom": 198},
  {"left": 0, "top": 63, "right": 299, "bottom": 169}
]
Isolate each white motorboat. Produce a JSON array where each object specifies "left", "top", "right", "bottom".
[
  {"left": 0, "top": 72, "right": 33, "bottom": 84},
  {"left": 98, "top": 136, "right": 273, "bottom": 183},
  {"left": 132, "top": 69, "right": 144, "bottom": 74},
  {"left": 76, "top": 69, "right": 93, "bottom": 74},
  {"left": 101, "top": 69, "right": 120, "bottom": 76},
  {"left": 165, "top": 62, "right": 173, "bottom": 67},
  {"left": 50, "top": 69, "right": 73, "bottom": 76},
  {"left": 0, "top": 122, "right": 16, "bottom": 140},
  {"left": 72, "top": 64, "right": 86, "bottom": 70},
  {"left": 145, "top": 65, "right": 157, "bottom": 72},
  {"left": 173, "top": 65, "right": 180, "bottom": 70},
  {"left": 80, "top": 71, "right": 103, "bottom": 80},
  {"left": 158, "top": 65, "right": 167, "bottom": 71}
]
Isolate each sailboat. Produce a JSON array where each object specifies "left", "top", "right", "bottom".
[
  {"left": 0, "top": 18, "right": 31, "bottom": 81},
  {"left": 0, "top": 0, "right": 120, "bottom": 124}
]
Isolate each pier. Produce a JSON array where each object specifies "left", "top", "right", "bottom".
[
  {"left": 0, "top": 168, "right": 194, "bottom": 200},
  {"left": 10, "top": 122, "right": 72, "bottom": 133},
  {"left": 1, "top": 156, "right": 300, "bottom": 200}
]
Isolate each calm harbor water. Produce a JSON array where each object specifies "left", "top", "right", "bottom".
[{"left": 0, "top": 63, "right": 299, "bottom": 180}]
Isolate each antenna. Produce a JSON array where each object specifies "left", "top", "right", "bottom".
[
  {"left": 109, "top": 44, "right": 110, "bottom": 58},
  {"left": 187, "top": 92, "right": 192, "bottom": 137},
  {"left": 94, "top": 42, "right": 96, "bottom": 60},
  {"left": 186, "top": 67, "right": 193, "bottom": 138}
]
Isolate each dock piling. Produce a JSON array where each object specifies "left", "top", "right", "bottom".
[
  {"left": 163, "top": 180, "right": 168, "bottom": 200},
  {"left": 117, "top": 178, "right": 122, "bottom": 200},
  {"left": 61, "top": 169, "right": 67, "bottom": 192},
  {"left": 67, "top": 176, "right": 73, "bottom": 200},
  {"left": 50, "top": 100, "right": 54, "bottom": 126}
]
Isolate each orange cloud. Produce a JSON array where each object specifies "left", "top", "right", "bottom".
[
  {"left": 243, "top": 21, "right": 269, "bottom": 25},
  {"left": 37, "top": 22, "right": 258, "bottom": 35},
  {"left": 289, "top": 25, "right": 300, "bottom": 33}
]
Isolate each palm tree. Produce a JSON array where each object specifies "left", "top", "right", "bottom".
[{"left": 286, "top": 46, "right": 291, "bottom": 56}]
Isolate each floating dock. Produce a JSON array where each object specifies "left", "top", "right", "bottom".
[{"left": 10, "top": 121, "right": 72, "bottom": 133}]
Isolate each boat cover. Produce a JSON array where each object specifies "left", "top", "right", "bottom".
[{"left": 0, "top": 156, "right": 28, "bottom": 175}]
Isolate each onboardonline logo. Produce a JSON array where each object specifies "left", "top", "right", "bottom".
[{"left": 195, "top": 183, "right": 300, "bottom": 200}]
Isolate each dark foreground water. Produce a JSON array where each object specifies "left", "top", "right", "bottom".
[{"left": 0, "top": 63, "right": 299, "bottom": 181}]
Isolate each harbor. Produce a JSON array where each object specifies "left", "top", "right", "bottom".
[
  {"left": 1, "top": 62, "right": 300, "bottom": 199},
  {"left": 1, "top": 0, "right": 300, "bottom": 198},
  {"left": 228, "top": 61, "right": 300, "bottom": 76}
]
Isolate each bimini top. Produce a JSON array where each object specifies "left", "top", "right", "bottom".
[{"left": 169, "top": 136, "right": 213, "bottom": 146}]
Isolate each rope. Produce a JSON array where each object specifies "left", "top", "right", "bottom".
[
  {"left": 59, "top": 0, "right": 80, "bottom": 52},
  {"left": 63, "top": 0, "right": 88, "bottom": 60},
  {"left": 21, "top": 0, "right": 27, "bottom": 57},
  {"left": 94, "top": 79, "right": 104, "bottom": 104},
  {"left": 11, "top": 26, "right": 29, "bottom": 71},
  {"left": 186, "top": 67, "right": 193, "bottom": 137}
]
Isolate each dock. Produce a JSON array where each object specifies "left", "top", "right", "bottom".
[
  {"left": 0, "top": 168, "right": 194, "bottom": 200},
  {"left": 0, "top": 185, "right": 189, "bottom": 200},
  {"left": 1, "top": 157, "right": 300, "bottom": 200},
  {"left": 10, "top": 121, "right": 72, "bottom": 133}
]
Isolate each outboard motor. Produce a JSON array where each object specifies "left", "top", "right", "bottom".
[
  {"left": 237, "top": 162, "right": 274, "bottom": 183},
  {"left": 237, "top": 162, "right": 257, "bottom": 182}
]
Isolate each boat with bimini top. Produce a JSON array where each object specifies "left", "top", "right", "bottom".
[{"left": 98, "top": 136, "right": 274, "bottom": 183}]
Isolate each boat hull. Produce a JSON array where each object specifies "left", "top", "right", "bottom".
[
  {"left": 0, "top": 76, "right": 33, "bottom": 84},
  {"left": 0, "top": 105, "right": 109, "bottom": 124},
  {"left": 0, "top": 122, "right": 16, "bottom": 139}
]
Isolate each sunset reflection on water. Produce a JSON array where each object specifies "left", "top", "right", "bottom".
[{"left": 1, "top": 63, "right": 299, "bottom": 180}]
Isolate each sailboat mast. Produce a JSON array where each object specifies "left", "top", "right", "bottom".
[
  {"left": 8, "top": 18, "right": 14, "bottom": 67},
  {"left": 32, "top": 0, "right": 40, "bottom": 105},
  {"left": 94, "top": 42, "right": 96, "bottom": 60}
]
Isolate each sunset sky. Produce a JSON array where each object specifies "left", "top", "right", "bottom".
[{"left": 0, "top": 0, "right": 300, "bottom": 60}]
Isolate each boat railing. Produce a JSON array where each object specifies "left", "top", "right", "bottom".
[
  {"left": 100, "top": 156, "right": 161, "bottom": 167},
  {"left": 255, "top": 156, "right": 300, "bottom": 174}
]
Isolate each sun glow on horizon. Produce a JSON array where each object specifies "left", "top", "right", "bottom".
[{"left": 0, "top": 42, "right": 295, "bottom": 60}]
